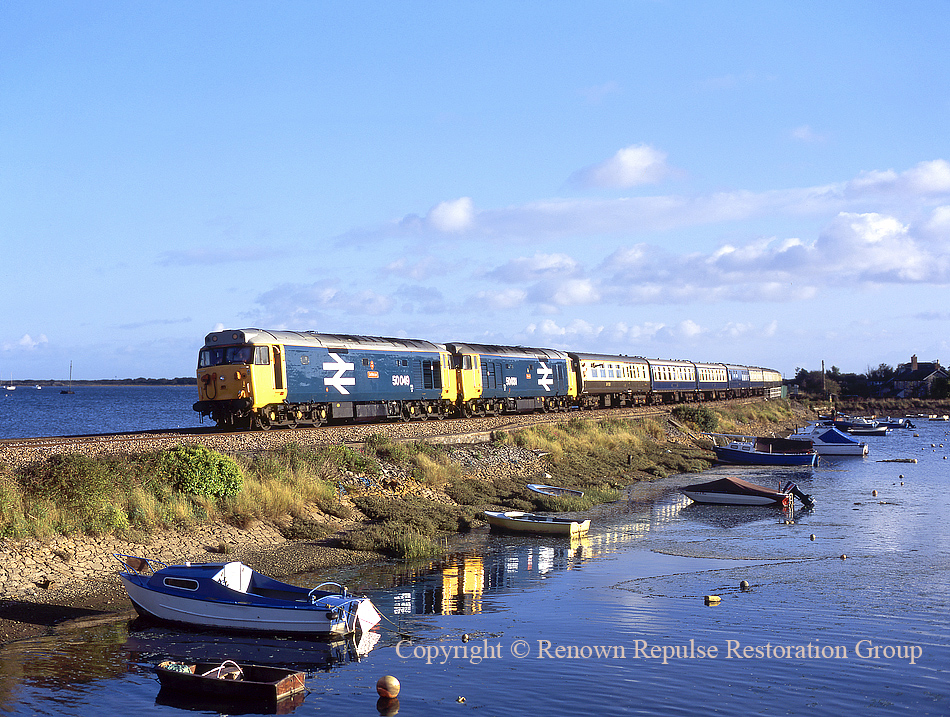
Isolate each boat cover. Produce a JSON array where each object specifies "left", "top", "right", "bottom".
[
  {"left": 680, "top": 476, "right": 785, "bottom": 499},
  {"left": 812, "top": 428, "right": 858, "bottom": 444}
]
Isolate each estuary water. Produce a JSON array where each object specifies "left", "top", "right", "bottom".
[
  {"left": 0, "top": 385, "right": 203, "bottom": 439},
  {"left": 1, "top": 420, "right": 948, "bottom": 715}
]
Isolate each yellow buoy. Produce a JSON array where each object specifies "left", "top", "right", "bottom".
[
  {"left": 872, "top": 490, "right": 878, "bottom": 497},
  {"left": 377, "top": 675, "right": 401, "bottom": 699},
  {"left": 840, "top": 554, "right": 847, "bottom": 560},
  {"left": 705, "top": 595, "right": 721, "bottom": 605},
  {"left": 810, "top": 534, "right": 816, "bottom": 541}
]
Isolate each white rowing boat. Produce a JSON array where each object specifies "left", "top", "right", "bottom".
[
  {"left": 484, "top": 510, "right": 590, "bottom": 535},
  {"left": 526, "top": 483, "right": 584, "bottom": 497}
]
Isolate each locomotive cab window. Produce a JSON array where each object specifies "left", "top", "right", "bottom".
[{"left": 254, "top": 346, "right": 270, "bottom": 365}]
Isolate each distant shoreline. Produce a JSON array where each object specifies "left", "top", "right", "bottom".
[{"left": 6, "top": 378, "right": 197, "bottom": 387}]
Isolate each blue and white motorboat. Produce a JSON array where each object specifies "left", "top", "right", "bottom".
[
  {"left": 789, "top": 424, "right": 869, "bottom": 456},
  {"left": 114, "top": 555, "right": 381, "bottom": 637},
  {"left": 877, "top": 417, "right": 915, "bottom": 429}
]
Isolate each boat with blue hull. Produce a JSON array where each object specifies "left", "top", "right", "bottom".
[
  {"left": 706, "top": 434, "right": 818, "bottom": 466},
  {"left": 789, "top": 424, "right": 869, "bottom": 456},
  {"left": 114, "top": 555, "right": 381, "bottom": 637}
]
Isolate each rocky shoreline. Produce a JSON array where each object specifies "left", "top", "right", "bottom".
[{"left": 0, "top": 401, "right": 812, "bottom": 646}]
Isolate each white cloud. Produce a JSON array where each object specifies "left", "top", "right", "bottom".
[
  {"left": 487, "top": 253, "right": 581, "bottom": 282},
  {"left": 475, "top": 288, "right": 527, "bottom": 310},
  {"left": 253, "top": 281, "right": 394, "bottom": 324},
  {"left": 570, "top": 144, "right": 671, "bottom": 189},
  {"left": 790, "top": 125, "right": 827, "bottom": 143},
  {"left": 425, "top": 197, "right": 474, "bottom": 233},
  {"left": 525, "top": 318, "right": 604, "bottom": 340},
  {"left": 3, "top": 333, "right": 48, "bottom": 351},
  {"left": 383, "top": 256, "right": 450, "bottom": 281},
  {"left": 352, "top": 160, "right": 950, "bottom": 247}
]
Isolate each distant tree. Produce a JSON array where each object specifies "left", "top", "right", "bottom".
[
  {"left": 795, "top": 369, "right": 839, "bottom": 396},
  {"left": 865, "top": 363, "right": 895, "bottom": 383},
  {"left": 932, "top": 377, "right": 950, "bottom": 400},
  {"left": 837, "top": 372, "right": 869, "bottom": 397}
]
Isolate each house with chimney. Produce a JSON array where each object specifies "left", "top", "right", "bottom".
[{"left": 882, "top": 355, "right": 948, "bottom": 397}]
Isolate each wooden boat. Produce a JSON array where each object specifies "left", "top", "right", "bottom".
[
  {"left": 527, "top": 483, "right": 584, "bottom": 497},
  {"left": 115, "top": 554, "right": 381, "bottom": 637},
  {"left": 484, "top": 510, "right": 590, "bottom": 535},
  {"left": 707, "top": 435, "right": 818, "bottom": 466},
  {"left": 155, "top": 660, "right": 307, "bottom": 708},
  {"left": 680, "top": 476, "right": 814, "bottom": 507},
  {"left": 788, "top": 424, "right": 869, "bottom": 456}
]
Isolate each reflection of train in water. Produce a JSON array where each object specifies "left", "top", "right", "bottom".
[{"left": 193, "top": 328, "right": 784, "bottom": 429}]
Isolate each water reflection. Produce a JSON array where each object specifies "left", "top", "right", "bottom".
[
  {"left": 124, "top": 619, "right": 379, "bottom": 674},
  {"left": 380, "top": 535, "right": 594, "bottom": 617}
]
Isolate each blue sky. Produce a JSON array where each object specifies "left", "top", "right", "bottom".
[{"left": 3, "top": 1, "right": 950, "bottom": 380}]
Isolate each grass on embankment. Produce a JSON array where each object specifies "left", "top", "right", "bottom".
[{"left": 0, "top": 400, "right": 802, "bottom": 560}]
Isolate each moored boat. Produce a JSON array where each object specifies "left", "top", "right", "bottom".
[
  {"left": 527, "top": 483, "right": 584, "bottom": 497},
  {"left": 789, "top": 424, "right": 869, "bottom": 456},
  {"left": 680, "top": 476, "right": 814, "bottom": 507},
  {"left": 878, "top": 417, "right": 915, "bottom": 429},
  {"left": 706, "top": 434, "right": 818, "bottom": 466},
  {"left": 155, "top": 659, "right": 306, "bottom": 706},
  {"left": 484, "top": 510, "right": 590, "bottom": 535},
  {"left": 115, "top": 555, "right": 381, "bottom": 637}
]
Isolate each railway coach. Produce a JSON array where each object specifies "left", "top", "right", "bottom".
[
  {"left": 193, "top": 329, "right": 457, "bottom": 429},
  {"left": 569, "top": 352, "right": 651, "bottom": 408},
  {"left": 694, "top": 362, "right": 730, "bottom": 401},
  {"left": 644, "top": 358, "right": 699, "bottom": 402}
]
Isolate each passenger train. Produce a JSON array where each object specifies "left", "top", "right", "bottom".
[{"left": 192, "top": 328, "right": 784, "bottom": 430}]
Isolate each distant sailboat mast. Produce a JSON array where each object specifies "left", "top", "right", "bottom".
[{"left": 61, "top": 362, "right": 75, "bottom": 394}]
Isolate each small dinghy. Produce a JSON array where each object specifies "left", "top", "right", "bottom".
[
  {"left": 484, "top": 510, "right": 590, "bottom": 535},
  {"left": 680, "top": 476, "right": 814, "bottom": 507},
  {"left": 527, "top": 483, "right": 584, "bottom": 497},
  {"left": 115, "top": 555, "right": 381, "bottom": 637},
  {"left": 156, "top": 660, "right": 306, "bottom": 713}
]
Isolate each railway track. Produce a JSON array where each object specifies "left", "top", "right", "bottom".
[{"left": 0, "top": 401, "right": 736, "bottom": 469}]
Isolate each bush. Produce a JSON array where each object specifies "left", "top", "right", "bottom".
[
  {"left": 671, "top": 405, "right": 719, "bottom": 432},
  {"left": 158, "top": 444, "right": 243, "bottom": 498}
]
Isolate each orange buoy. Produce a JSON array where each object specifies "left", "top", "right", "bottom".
[{"left": 377, "top": 675, "right": 401, "bottom": 699}]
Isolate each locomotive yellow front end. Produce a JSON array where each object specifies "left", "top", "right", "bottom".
[{"left": 193, "top": 329, "right": 287, "bottom": 429}]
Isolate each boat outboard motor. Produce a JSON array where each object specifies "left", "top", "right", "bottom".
[{"left": 783, "top": 482, "right": 815, "bottom": 508}]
